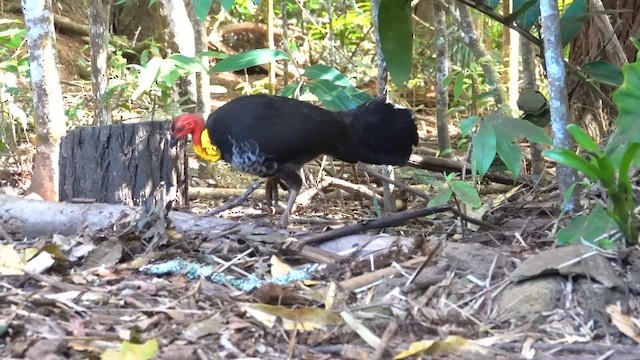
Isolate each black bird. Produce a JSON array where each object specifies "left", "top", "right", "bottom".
[{"left": 171, "top": 94, "right": 418, "bottom": 227}]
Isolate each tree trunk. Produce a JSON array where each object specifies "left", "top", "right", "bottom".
[
  {"left": 58, "top": 121, "right": 188, "bottom": 206},
  {"left": 540, "top": 0, "right": 581, "bottom": 212},
  {"left": 186, "top": 0, "right": 211, "bottom": 114},
  {"left": 433, "top": 1, "right": 451, "bottom": 155},
  {"left": 157, "top": 0, "right": 197, "bottom": 110},
  {"left": 454, "top": 2, "right": 506, "bottom": 109},
  {"left": 22, "top": 0, "right": 67, "bottom": 201},
  {"left": 89, "top": 0, "right": 113, "bottom": 125}
]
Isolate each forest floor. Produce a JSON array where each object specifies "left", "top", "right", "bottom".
[{"left": 1, "top": 25, "right": 640, "bottom": 360}]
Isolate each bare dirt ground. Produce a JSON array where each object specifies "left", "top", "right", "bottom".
[{"left": 1, "top": 23, "right": 640, "bottom": 360}]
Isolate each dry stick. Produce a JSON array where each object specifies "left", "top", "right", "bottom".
[
  {"left": 371, "top": 319, "right": 398, "bottom": 360},
  {"left": 403, "top": 238, "right": 445, "bottom": 290},
  {"left": 339, "top": 257, "right": 428, "bottom": 293},
  {"left": 206, "top": 179, "right": 266, "bottom": 216},
  {"left": 297, "top": 205, "right": 452, "bottom": 248},
  {"left": 297, "top": 202, "right": 500, "bottom": 248},
  {"left": 357, "top": 163, "right": 431, "bottom": 201},
  {"left": 296, "top": 175, "right": 384, "bottom": 207}
]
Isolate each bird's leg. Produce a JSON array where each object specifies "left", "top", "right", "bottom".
[
  {"left": 265, "top": 177, "right": 279, "bottom": 207},
  {"left": 277, "top": 171, "right": 302, "bottom": 228},
  {"left": 207, "top": 178, "right": 265, "bottom": 216}
]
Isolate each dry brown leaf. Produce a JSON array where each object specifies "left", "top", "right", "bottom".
[
  {"left": 606, "top": 304, "right": 640, "bottom": 344},
  {"left": 270, "top": 255, "right": 293, "bottom": 277},
  {"left": 241, "top": 302, "right": 343, "bottom": 331},
  {"left": 394, "top": 335, "right": 488, "bottom": 359}
]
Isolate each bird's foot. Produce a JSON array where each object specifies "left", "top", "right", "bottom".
[{"left": 278, "top": 216, "right": 289, "bottom": 229}]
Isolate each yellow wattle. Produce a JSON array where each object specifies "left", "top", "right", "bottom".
[{"left": 194, "top": 128, "right": 221, "bottom": 162}]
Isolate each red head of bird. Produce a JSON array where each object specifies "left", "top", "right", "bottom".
[{"left": 171, "top": 114, "right": 222, "bottom": 162}]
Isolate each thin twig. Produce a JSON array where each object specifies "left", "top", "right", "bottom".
[{"left": 206, "top": 179, "right": 266, "bottom": 216}]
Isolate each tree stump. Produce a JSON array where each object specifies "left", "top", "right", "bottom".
[{"left": 59, "top": 121, "right": 187, "bottom": 206}]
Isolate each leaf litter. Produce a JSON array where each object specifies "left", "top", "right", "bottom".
[{"left": 1, "top": 171, "right": 640, "bottom": 359}]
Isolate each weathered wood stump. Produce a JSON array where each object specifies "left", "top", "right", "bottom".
[{"left": 59, "top": 121, "right": 187, "bottom": 206}]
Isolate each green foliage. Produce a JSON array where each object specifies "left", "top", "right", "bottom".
[
  {"left": 512, "top": 0, "right": 540, "bottom": 30},
  {"left": 422, "top": 172, "right": 482, "bottom": 210},
  {"left": 0, "top": 19, "right": 30, "bottom": 156},
  {"left": 378, "top": 0, "right": 412, "bottom": 87},
  {"left": 210, "top": 49, "right": 290, "bottom": 73},
  {"left": 555, "top": 204, "right": 618, "bottom": 246},
  {"left": 209, "top": 47, "right": 372, "bottom": 111},
  {"left": 559, "top": 0, "right": 589, "bottom": 47},
  {"left": 581, "top": 61, "right": 624, "bottom": 87},
  {"left": 119, "top": 43, "right": 209, "bottom": 117},
  {"left": 194, "top": 0, "right": 213, "bottom": 20},
  {"left": 544, "top": 124, "right": 640, "bottom": 245},
  {"left": 606, "top": 55, "right": 640, "bottom": 165},
  {"left": 461, "top": 113, "right": 552, "bottom": 178}
]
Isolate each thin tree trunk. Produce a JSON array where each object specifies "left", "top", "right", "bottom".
[
  {"left": 540, "top": 0, "right": 580, "bottom": 212},
  {"left": 22, "top": 0, "right": 67, "bottom": 201},
  {"left": 453, "top": 1, "right": 506, "bottom": 109},
  {"left": 157, "top": 0, "right": 197, "bottom": 111},
  {"left": 506, "top": 1, "right": 519, "bottom": 111},
  {"left": 371, "top": 0, "right": 393, "bottom": 214},
  {"left": 267, "top": 0, "right": 276, "bottom": 94},
  {"left": 186, "top": 0, "right": 211, "bottom": 114},
  {"left": 520, "top": 35, "right": 546, "bottom": 184},
  {"left": 89, "top": 0, "right": 112, "bottom": 125},
  {"left": 433, "top": 1, "right": 451, "bottom": 155}
]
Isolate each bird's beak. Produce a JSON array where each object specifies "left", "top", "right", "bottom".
[{"left": 169, "top": 136, "right": 180, "bottom": 148}]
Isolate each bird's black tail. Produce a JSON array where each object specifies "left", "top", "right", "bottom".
[{"left": 333, "top": 98, "right": 418, "bottom": 166}]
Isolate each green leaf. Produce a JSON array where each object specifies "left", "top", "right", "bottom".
[
  {"left": 211, "top": 49, "right": 290, "bottom": 73},
  {"left": 453, "top": 74, "right": 465, "bottom": 103},
  {"left": 606, "top": 57, "right": 640, "bottom": 164},
  {"left": 378, "top": 0, "right": 412, "bottom": 87},
  {"left": 489, "top": 113, "right": 553, "bottom": 145},
  {"left": 168, "top": 54, "right": 207, "bottom": 72},
  {"left": 472, "top": 121, "right": 497, "bottom": 177},
  {"left": 582, "top": 60, "right": 623, "bottom": 87},
  {"left": 482, "top": 0, "right": 500, "bottom": 10},
  {"left": 560, "top": 0, "right": 589, "bottom": 47},
  {"left": 427, "top": 187, "right": 453, "bottom": 208},
  {"left": 460, "top": 115, "right": 479, "bottom": 137},
  {"left": 494, "top": 128, "right": 523, "bottom": 178},
  {"left": 619, "top": 143, "right": 640, "bottom": 184},
  {"left": 220, "top": 0, "right": 236, "bottom": 12},
  {"left": 193, "top": 0, "right": 212, "bottom": 21},
  {"left": 304, "top": 64, "right": 353, "bottom": 87},
  {"left": 197, "top": 51, "right": 228, "bottom": 59},
  {"left": 451, "top": 181, "right": 482, "bottom": 208},
  {"left": 556, "top": 205, "right": 617, "bottom": 245},
  {"left": 512, "top": 0, "right": 540, "bottom": 31},
  {"left": 278, "top": 82, "right": 303, "bottom": 98},
  {"left": 543, "top": 149, "right": 601, "bottom": 181},
  {"left": 344, "top": 86, "right": 374, "bottom": 104},
  {"left": 567, "top": 124, "right": 602, "bottom": 156},
  {"left": 132, "top": 57, "right": 163, "bottom": 100},
  {"left": 159, "top": 60, "right": 180, "bottom": 86},
  {"left": 308, "top": 79, "right": 358, "bottom": 111}
]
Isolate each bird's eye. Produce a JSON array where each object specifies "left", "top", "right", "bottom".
[{"left": 176, "top": 125, "right": 184, "bottom": 131}]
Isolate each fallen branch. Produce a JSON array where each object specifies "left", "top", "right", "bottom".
[
  {"left": 408, "top": 154, "right": 534, "bottom": 186},
  {"left": 296, "top": 204, "right": 500, "bottom": 248},
  {"left": 296, "top": 176, "right": 383, "bottom": 208},
  {"left": 206, "top": 179, "right": 265, "bottom": 216},
  {"left": 0, "top": 194, "right": 236, "bottom": 239},
  {"left": 357, "top": 163, "right": 430, "bottom": 201}
]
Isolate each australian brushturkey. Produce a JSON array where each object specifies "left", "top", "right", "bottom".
[{"left": 171, "top": 94, "right": 418, "bottom": 227}]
